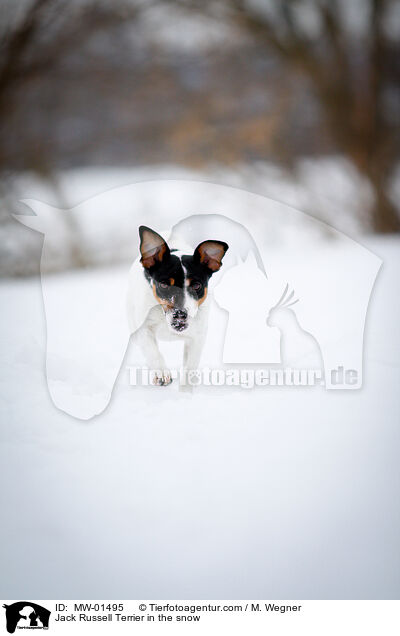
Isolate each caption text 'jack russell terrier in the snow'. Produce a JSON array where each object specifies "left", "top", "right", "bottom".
[{"left": 127, "top": 226, "right": 229, "bottom": 386}]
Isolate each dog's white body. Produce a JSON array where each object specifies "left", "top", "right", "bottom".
[{"left": 127, "top": 243, "right": 209, "bottom": 386}]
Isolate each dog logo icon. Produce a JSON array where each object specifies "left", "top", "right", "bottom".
[{"left": 2, "top": 602, "right": 50, "bottom": 633}]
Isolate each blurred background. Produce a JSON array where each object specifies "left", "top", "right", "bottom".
[
  {"left": 0, "top": 0, "right": 399, "bottom": 274},
  {"left": 1, "top": 2, "right": 400, "bottom": 601}
]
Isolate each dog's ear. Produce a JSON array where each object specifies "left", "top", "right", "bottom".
[
  {"left": 139, "top": 226, "right": 170, "bottom": 269},
  {"left": 194, "top": 240, "right": 229, "bottom": 272}
]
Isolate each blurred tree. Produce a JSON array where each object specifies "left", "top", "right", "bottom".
[
  {"left": 0, "top": 0, "right": 151, "bottom": 270},
  {"left": 0, "top": 0, "right": 399, "bottom": 235},
  {"left": 172, "top": 0, "right": 400, "bottom": 232},
  {"left": 0, "top": 0, "right": 149, "bottom": 150}
]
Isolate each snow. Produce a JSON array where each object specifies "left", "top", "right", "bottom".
[{"left": 0, "top": 229, "right": 399, "bottom": 599}]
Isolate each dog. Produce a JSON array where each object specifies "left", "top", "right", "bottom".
[{"left": 127, "top": 225, "right": 228, "bottom": 386}]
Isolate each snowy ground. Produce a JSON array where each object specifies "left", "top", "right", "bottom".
[{"left": 0, "top": 231, "right": 399, "bottom": 600}]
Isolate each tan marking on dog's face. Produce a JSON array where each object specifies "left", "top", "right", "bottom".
[
  {"left": 185, "top": 278, "right": 208, "bottom": 306},
  {"left": 152, "top": 283, "right": 174, "bottom": 311},
  {"left": 197, "top": 286, "right": 208, "bottom": 306},
  {"left": 169, "top": 277, "right": 175, "bottom": 286}
]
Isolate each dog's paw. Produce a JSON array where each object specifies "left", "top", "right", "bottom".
[{"left": 152, "top": 370, "right": 173, "bottom": 386}]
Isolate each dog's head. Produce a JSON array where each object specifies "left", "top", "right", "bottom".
[{"left": 139, "top": 226, "right": 228, "bottom": 333}]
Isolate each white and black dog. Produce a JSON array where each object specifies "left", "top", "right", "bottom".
[{"left": 127, "top": 226, "right": 228, "bottom": 386}]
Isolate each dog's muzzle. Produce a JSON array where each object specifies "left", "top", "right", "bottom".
[{"left": 171, "top": 309, "right": 188, "bottom": 332}]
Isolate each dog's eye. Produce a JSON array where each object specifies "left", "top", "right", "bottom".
[
  {"left": 159, "top": 282, "right": 169, "bottom": 289},
  {"left": 191, "top": 282, "right": 202, "bottom": 291}
]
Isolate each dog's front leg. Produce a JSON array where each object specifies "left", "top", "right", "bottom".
[{"left": 134, "top": 325, "right": 172, "bottom": 386}]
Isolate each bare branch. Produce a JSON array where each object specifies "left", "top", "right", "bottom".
[
  {"left": 0, "top": 0, "right": 54, "bottom": 91},
  {"left": 0, "top": 0, "right": 153, "bottom": 100}
]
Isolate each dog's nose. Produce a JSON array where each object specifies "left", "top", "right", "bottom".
[{"left": 174, "top": 309, "right": 187, "bottom": 321}]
